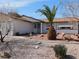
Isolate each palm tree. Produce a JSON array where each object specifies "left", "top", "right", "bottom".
[
  {"left": 38, "top": 5, "right": 57, "bottom": 40},
  {"left": 38, "top": 5, "right": 57, "bottom": 26},
  {"left": 38, "top": 0, "right": 62, "bottom": 40}
]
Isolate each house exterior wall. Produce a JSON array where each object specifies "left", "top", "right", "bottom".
[
  {"left": 13, "top": 19, "right": 34, "bottom": 34},
  {"left": 55, "top": 22, "right": 78, "bottom": 34},
  {"left": 0, "top": 13, "right": 42, "bottom": 36}
]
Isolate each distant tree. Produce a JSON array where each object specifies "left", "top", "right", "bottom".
[
  {"left": 62, "top": 0, "right": 79, "bottom": 17},
  {"left": 62, "top": 0, "right": 79, "bottom": 33},
  {"left": 8, "top": 12, "right": 21, "bottom": 17},
  {"left": 0, "top": 22, "right": 11, "bottom": 42}
]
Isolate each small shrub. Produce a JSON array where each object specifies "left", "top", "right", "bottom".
[
  {"left": 15, "top": 32, "right": 20, "bottom": 36},
  {"left": 53, "top": 45, "right": 67, "bottom": 59}
]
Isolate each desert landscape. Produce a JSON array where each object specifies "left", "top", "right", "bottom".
[
  {"left": 0, "top": 0, "right": 79, "bottom": 59},
  {"left": 0, "top": 34, "right": 79, "bottom": 59},
  {"left": 29, "top": 33, "right": 79, "bottom": 41}
]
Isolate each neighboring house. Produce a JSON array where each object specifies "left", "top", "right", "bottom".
[
  {"left": 0, "top": 12, "right": 42, "bottom": 36},
  {"left": 42, "top": 17, "right": 79, "bottom": 34}
]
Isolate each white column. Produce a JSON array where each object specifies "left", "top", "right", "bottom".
[
  {"left": 10, "top": 21, "right": 14, "bottom": 36},
  {"left": 9, "top": 20, "right": 14, "bottom": 36},
  {"left": 40, "top": 23, "right": 43, "bottom": 34}
]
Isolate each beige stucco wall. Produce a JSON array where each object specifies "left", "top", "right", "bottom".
[
  {"left": 13, "top": 19, "right": 34, "bottom": 34},
  {"left": 0, "top": 13, "right": 41, "bottom": 35}
]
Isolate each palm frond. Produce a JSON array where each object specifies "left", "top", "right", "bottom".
[
  {"left": 38, "top": 9, "right": 51, "bottom": 20},
  {"left": 51, "top": 5, "right": 57, "bottom": 18},
  {"left": 37, "top": 5, "right": 57, "bottom": 23},
  {"left": 43, "top": 5, "right": 51, "bottom": 15}
]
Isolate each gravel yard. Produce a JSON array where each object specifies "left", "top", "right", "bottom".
[{"left": 0, "top": 36, "right": 79, "bottom": 59}]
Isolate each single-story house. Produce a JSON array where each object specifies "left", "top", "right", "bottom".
[
  {"left": 42, "top": 17, "right": 79, "bottom": 34},
  {"left": 0, "top": 12, "right": 43, "bottom": 36},
  {"left": 0, "top": 12, "right": 79, "bottom": 36}
]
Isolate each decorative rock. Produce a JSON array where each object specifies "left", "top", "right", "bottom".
[
  {"left": 30, "top": 33, "right": 32, "bottom": 36},
  {"left": 71, "top": 35, "right": 78, "bottom": 40},
  {"left": 36, "top": 42, "right": 42, "bottom": 45},
  {"left": 30, "top": 38, "right": 32, "bottom": 39},
  {"left": 64, "top": 34, "right": 71, "bottom": 40},
  {"left": 40, "top": 34, "right": 44, "bottom": 37},
  {"left": 35, "top": 45, "right": 39, "bottom": 49},
  {"left": 0, "top": 52, "right": 11, "bottom": 58},
  {"left": 56, "top": 32, "right": 65, "bottom": 40}
]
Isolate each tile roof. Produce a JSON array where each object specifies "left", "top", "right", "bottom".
[
  {"left": 42, "top": 17, "right": 79, "bottom": 23},
  {"left": 0, "top": 12, "right": 79, "bottom": 23},
  {"left": 0, "top": 12, "right": 43, "bottom": 23}
]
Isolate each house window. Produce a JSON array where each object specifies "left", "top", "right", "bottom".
[
  {"left": 59, "top": 27, "right": 72, "bottom": 29},
  {"left": 58, "top": 25, "right": 73, "bottom": 30}
]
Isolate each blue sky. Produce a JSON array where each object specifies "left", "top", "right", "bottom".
[
  {"left": 17, "top": 0, "right": 62, "bottom": 19},
  {"left": 17, "top": 0, "right": 63, "bottom": 19},
  {"left": 0, "top": 0, "right": 78, "bottom": 19},
  {"left": 0, "top": 0, "right": 62, "bottom": 19}
]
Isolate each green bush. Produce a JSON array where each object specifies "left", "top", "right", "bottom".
[
  {"left": 15, "top": 32, "right": 20, "bottom": 36},
  {"left": 53, "top": 45, "right": 67, "bottom": 59}
]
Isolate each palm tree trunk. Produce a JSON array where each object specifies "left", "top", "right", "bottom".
[
  {"left": 50, "top": 22, "right": 52, "bottom": 27},
  {"left": 48, "top": 22, "right": 56, "bottom": 40}
]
